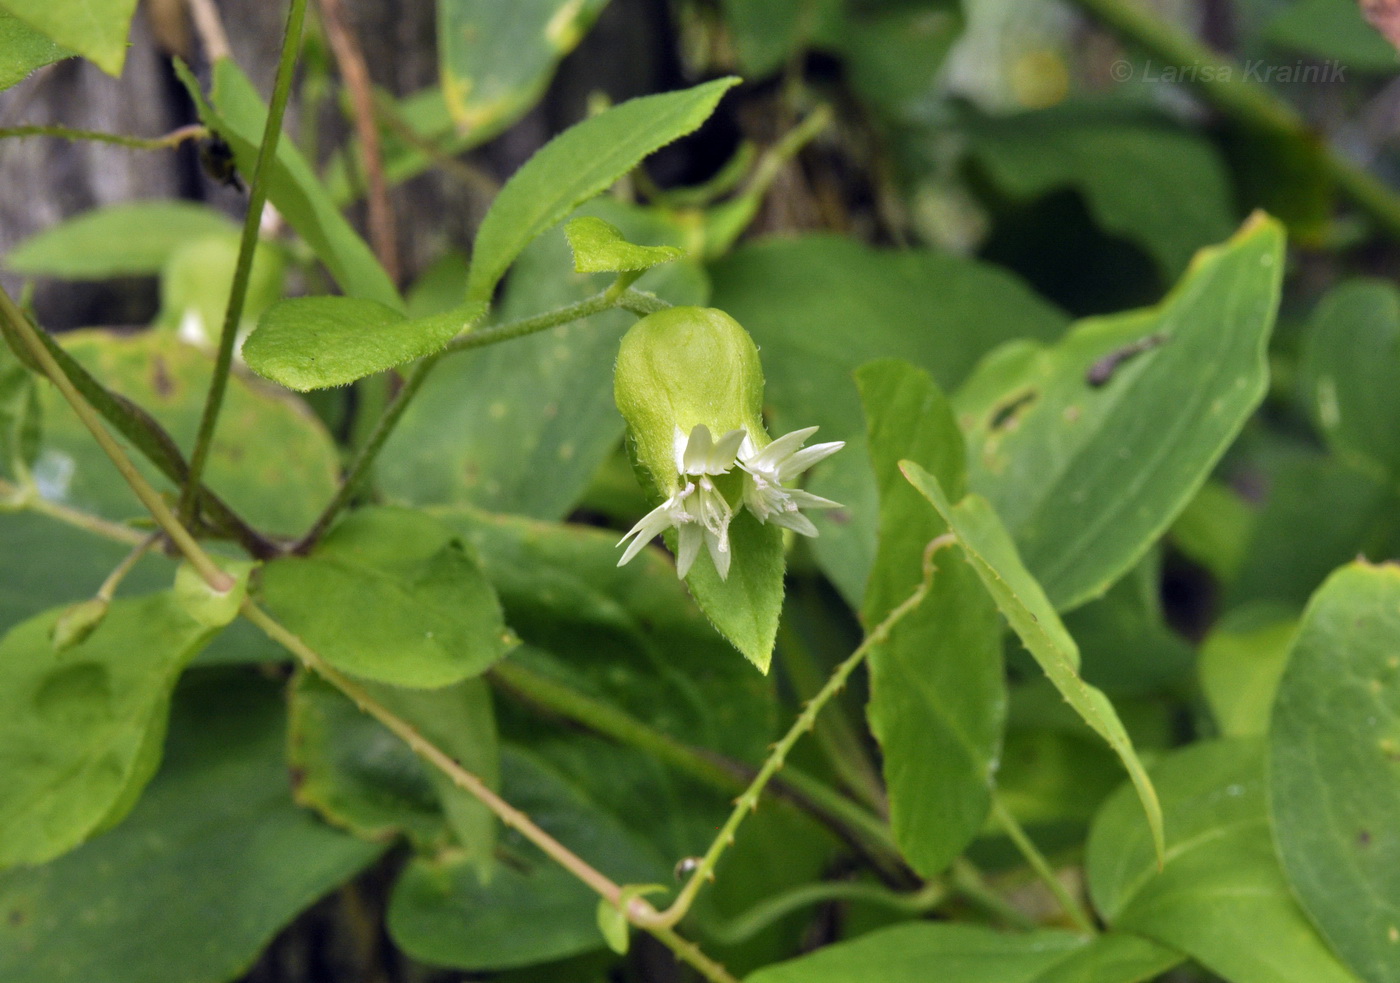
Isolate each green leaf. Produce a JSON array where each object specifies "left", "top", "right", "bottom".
[
  {"left": 5, "top": 202, "right": 237, "bottom": 279},
  {"left": 0, "top": 670, "right": 383, "bottom": 983},
  {"left": 244, "top": 297, "right": 487, "bottom": 391},
  {"left": 388, "top": 745, "right": 668, "bottom": 969},
  {"left": 174, "top": 58, "right": 402, "bottom": 310},
  {"left": 900, "top": 461, "right": 1164, "bottom": 863},
  {"left": 1266, "top": 0, "right": 1400, "bottom": 73},
  {"left": 0, "top": 10, "right": 71, "bottom": 90},
  {"left": 0, "top": 335, "right": 40, "bottom": 478},
  {"left": 435, "top": 505, "right": 773, "bottom": 763},
  {"left": 155, "top": 233, "right": 285, "bottom": 342},
  {"left": 1300, "top": 278, "right": 1400, "bottom": 480},
  {"left": 289, "top": 671, "right": 498, "bottom": 860},
  {"left": 0, "top": 0, "right": 134, "bottom": 75},
  {"left": 709, "top": 234, "right": 1069, "bottom": 604},
  {"left": 0, "top": 592, "right": 219, "bottom": 867},
  {"left": 1199, "top": 604, "right": 1297, "bottom": 737},
  {"left": 956, "top": 212, "right": 1285, "bottom": 611},
  {"left": 679, "top": 507, "right": 785, "bottom": 673},
  {"left": 565, "top": 215, "right": 683, "bottom": 273},
  {"left": 856, "top": 359, "right": 1003, "bottom": 877},
  {"left": 31, "top": 330, "right": 340, "bottom": 537},
  {"left": 841, "top": 2, "right": 962, "bottom": 120},
  {"left": 438, "top": 0, "right": 608, "bottom": 130},
  {"left": 718, "top": 0, "right": 841, "bottom": 77},
  {"left": 1087, "top": 739, "right": 1361, "bottom": 983},
  {"left": 1270, "top": 562, "right": 1400, "bottom": 983},
  {"left": 746, "top": 922, "right": 1171, "bottom": 983},
  {"left": 380, "top": 200, "right": 708, "bottom": 519},
  {"left": 465, "top": 76, "right": 738, "bottom": 302},
  {"left": 964, "top": 105, "right": 1236, "bottom": 279},
  {"left": 258, "top": 507, "right": 510, "bottom": 688}
]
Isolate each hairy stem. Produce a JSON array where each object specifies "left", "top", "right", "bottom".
[
  {"left": 490, "top": 658, "right": 902, "bottom": 870},
  {"left": 636, "top": 535, "right": 956, "bottom": 930},
  {"left": 1069, "top": 0, "right": 1400, "bottom": 240},
  {"left": 0, "top": 124, "right": 207, "bottom": 149},
  {"left": 991, "top": 794, "right": 1096, "bottom": 933},
  {"left": 182, "top": 0, "right": 309, "bottom": 522},
  {"left": 0, "top": 287, "right": 232, "bottom": 590},
  {"left": 0, "top": 476, "right": 147, "bottom": 546},
  {"left": 242, "top": 602, "right": 735, "bottom": 979}
]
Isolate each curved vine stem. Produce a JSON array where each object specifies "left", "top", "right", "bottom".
[
  {"left": 0, "top": 124, "right": 207, "bottom": 149},
  {"left": 634, "top": 534, "right": 957, "bottom": 930}
]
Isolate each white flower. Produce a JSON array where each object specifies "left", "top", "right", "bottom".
[
  {"left": 617, "top": 424, "right": 746, "bottom": 579},
  {"left": 738, "top": 426, "right": 844, "bottom": 537}
]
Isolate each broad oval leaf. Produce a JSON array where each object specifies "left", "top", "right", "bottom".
[
  {"left": 465, "top": 76, "right": 738, "bottom": 302},
  {"left": 0, "top": 670, "right": 382, "bottom": 983},
  {"left": 857, "top": 359, "right": 1004, "bottom": 877},
  {"left": 901, "top": 461, "right": 1164, "bottom": 863},
  {"left": 956, "top": 212, "right": 1285, "bottom": 611},
  {"left": 746, "top": 922, "right": 1178, "bottom": 983},
  {"left": 0, "top": 10, "right": 71, "bottom": 90},
  {"left": 5, "top": 201, "right": 236, "bottom": 278},
  {"left": 257, "top": 506, "right": 510, "bottom": 688},
  {"left": 1087, "top": 739, "right": 1361, "bottom": 983},
  {"left": 438, "top": 0, "right": 609, "bottom": 130},
  {"left": 1300, "top": 278, "right": 1400, "bottom": 480},
  {"left": 1270, "top": 562, "right": 1400, "bottom": 983},
  {"left": 244, "top": 297, "right": 486, "bottom": 391},
  {"left": 0, "top": 592, "right": 219, "bottom": 868}
]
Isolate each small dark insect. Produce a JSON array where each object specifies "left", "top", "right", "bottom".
[
  {"left": 199, "top": 134, "right": 245, "bottom": 192},
  {"left": 1086, "top": 333, "right": 1168, "bottom": 387}
]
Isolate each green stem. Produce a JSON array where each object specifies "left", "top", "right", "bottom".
[
  {"left": 96, "top": 533, "right": 162, "bottom": 602},
  {"left": 1069, "top": 0, "right": 1400, "bottom": 240},
  {"left": 949, "top": 858, "right": 1039, "bottom": 931},
  {"left": 182, "top": 0, "right": 310, "bottom": 521},
  {"left": 490, "top": 659, "right": 900, "bottom": 869},
  {"left": 0, "top": 124, "right": 208, "bottom": 149},
  {"left": 242, "top": 600, "right": 734, "bottom": 980},
  {"left": 0, "top": 476, "right": 148, "bottom": 546},
  {"left": 297, "top": 281, "right": 670, "bottom": 551},
  {"left": 990, "top": 794, "right": 1096, "bottom": 933},
  {"left": 776, "top": 614, "right": 888, "bottom": 816},
  {"left": 0, "top": 287, "right": 232, "bottom": 591},
  {"left": 705, "top": 878, "right": 945, "bottom": 945},
  {"left": 636, "top": 535, "right": 956, "bottom": 930}
]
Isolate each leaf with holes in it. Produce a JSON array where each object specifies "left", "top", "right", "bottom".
[
  {"left": 955, "top": 212, "right": 1284, "bottom": 612},
  {"left": 257, "top": 506, "right": 510, "bottom": 688},
  {"left": 243, "top": 297, "right": 486, "bottom": 391},
  {"left": 564, "top": 216, "right": 683, "bottom": 273},
  {"left": 901, "top": 461, "right": 1164, "bottom": 864},
  {"left": 0, "top": 592, "right": 221, "bottom": 868},
  {"left": 1270, "top": 562, "right": 1400, "bottom": 983},
  {"left": 465, "top": 76, "right": 738, "bottom": 302}
]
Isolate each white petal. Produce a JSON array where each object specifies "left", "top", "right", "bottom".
[
  {"left": 682, "top": 424, "right": 714, "bottom": 474},
  {"left": 707, "top": 428, "right": 747, "bottom": 472},
  {"left": 784, "top": 488, "right": 843, "bottom": 510},
  {"left": 769, "top": 508, "right": 819, "bottom": 537},
  {"left": 675, "top": 523, "right": 703, "bottom": 578},
  {"left": 744, "top": 426, "right": 818, "bottom": 472},
  {"left": 778, "top": 440, "right": 844, "bottom": 481}
]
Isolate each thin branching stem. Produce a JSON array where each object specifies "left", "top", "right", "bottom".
[
  {"left": 0, "top": 286, "right": 232, "bottom": 590},
  {"left": 182, "top": 0, "right": 310, "bottom": 522},
  {"left": 0, "top": 476, "right": 147, "bottom": 546},
  {"left": 0, "top": 124, "right": 207, "bottom": 149},
  {"left": 635, "top": 534, "right": 957, "bottom": 930}
]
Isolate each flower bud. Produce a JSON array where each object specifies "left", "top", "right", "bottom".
[{"left": 614, "top": 306, "right": 766, "bottom": 494}]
